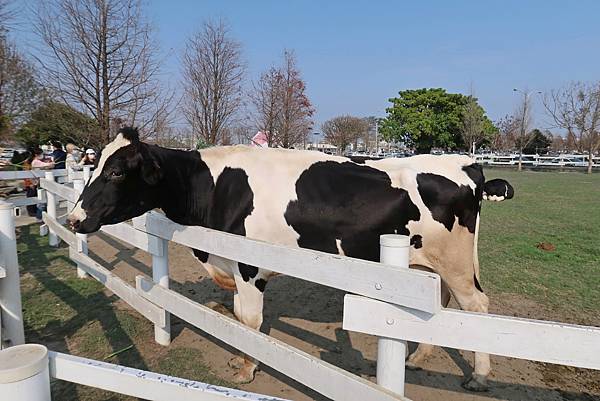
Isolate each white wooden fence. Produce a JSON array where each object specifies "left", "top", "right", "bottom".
[
  {"left": 1, "top": 178, "right": 599, "bottom": 401},
  {"left": 0, "top": 343, "right": 291, "bottom": 401},
  {"left": 0, "top": 166, "right": 91, "bottom": 211}
]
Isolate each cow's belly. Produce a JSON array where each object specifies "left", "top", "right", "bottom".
[{"left": 203, "top": 254, "right": 237, "bottom": 291}]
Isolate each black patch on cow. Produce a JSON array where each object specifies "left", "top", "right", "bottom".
[
  {"left": 207, "top": 167, "right": 254, "bottom": 235},
  {"left": 417, "top": 173, "right": 479, "bottom": 233},
  {"left": 254, "top": 278, "right": 267, "bottom": 292},
  {"left": 462, "top": 163, "right": 485, "bottom": 202},
  {"left": 474, "top": 274, "right": 484, "bottom": 293},
  {"left": 192, "top": 248, "right": 209, "bottom": 263},
  {"left": 285, "top": 161, "right": 420, "bottom": 262},
  {"left": 484, "top": 178, "right": 514, "bottom": 199},
  {"left": 239, "top": 263, "right": 259, "bottom": 282},
  {"left": 410, "top": 234, "right": 423, "bottom": 249}
]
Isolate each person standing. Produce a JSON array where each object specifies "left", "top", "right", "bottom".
[
  {"left": 31, "top": 148, "right": 54, "bottom": 221},
  {"left": 79, "top": 149, "right": 96, "bottom": 166},
  {"left": 65, "top": 143, "right": 81, "bottom": 169},
  {"left": 50, "top": 140, "right": 66, "bottom": 169}
]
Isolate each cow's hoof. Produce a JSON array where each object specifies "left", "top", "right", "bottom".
[
  {"left": 405, "top": 360, "right": 422, "bottom": 371},
  {"left": 232, "top": 369, "right": 255, "bottom": 384},
  {"left": 228, "top": 356, "right": 245, "bottom": 370},
  {"left": 462, "top": 374, "right": 489, "bottom": 392}
]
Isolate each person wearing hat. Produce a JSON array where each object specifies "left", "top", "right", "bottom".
[{"left": 79, "top": 149, "right": 96, "bottom": 166}]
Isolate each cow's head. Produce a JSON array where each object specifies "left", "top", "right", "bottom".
[{"left": 67, "top": 127, "right": 163, "bottom": 233}]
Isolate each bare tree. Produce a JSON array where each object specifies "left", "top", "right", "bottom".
[
  {"left": 249, "top": 66, "right": 282, "bottom": 147},
  {"left": 460, "top": 97, "right": 496, "bottom": 155},
  {"left": 0, "top": 33, "right": 43, "bottom": 140},
  {"left": 492, "top": 115, "right": 516, "bottom": 152},
  {"left": 544, "top": 82, "right": 600, "bottom": 173},
  {"left": 512, "top": 90, "right": 535, "bottom": 171},
  {"left": 322, "top": 115, "right": 368, "bottom": 155},
  {"left": 34, "top": 0, "right": 166, "bottom": 145},
  {"left": 0, "top": 1, "right": 13, "bottom": 26},
  {"left": 274, "top": 51, "right": 314, "bottom": 148},
  {"left": 182, "top": 19, "right": 245, "bottom": 146}
]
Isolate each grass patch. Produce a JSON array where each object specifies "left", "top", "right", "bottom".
[
  {"left": 17, "top": 224, "right": 234, "bottom": 401},
  {"left": 479, "top": 169, "right": 600, "bottom": 314}
]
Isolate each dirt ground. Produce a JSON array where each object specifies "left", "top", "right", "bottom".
[{"left": 80, "top": 230, "right": 599, "bottom": 401}]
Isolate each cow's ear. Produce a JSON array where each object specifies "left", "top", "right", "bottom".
[
  {"left": 119, "top": 126, "right": 140, "bottom": 143},
  {"left": 138, "top": 145, "right": 162, "bottom": 185},
  {"left": 141, "top": 158, "right": 162, "bottom": 185}
]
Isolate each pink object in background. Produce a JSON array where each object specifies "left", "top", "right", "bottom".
[{"left": 251, "top": 131, "right": 269, "bottom": 148}]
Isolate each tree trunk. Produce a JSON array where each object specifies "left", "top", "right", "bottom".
[
  {"left": 518, "top": 149, "right": 523, "bottom": 171},
  {"left": 588, "top": 149, "right": 593, "bottom": 174}
]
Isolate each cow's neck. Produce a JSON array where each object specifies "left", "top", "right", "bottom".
[{"left": 149, "top": 146, "right": 214, "bottom": 226}]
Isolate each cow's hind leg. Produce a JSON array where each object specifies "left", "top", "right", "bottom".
[
  {"left": 229, "top": 266, "right": 267, "bottom": 383},
  {"left": 446, "top": 275, "right": 491, "bottom": 392},
  {"left": 406, "top": 280, "right": 451, "bottom": 369}
]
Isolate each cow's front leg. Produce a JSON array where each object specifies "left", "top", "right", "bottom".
[{"left": 229, "top": 265, "right": 266, "bottom": 383}]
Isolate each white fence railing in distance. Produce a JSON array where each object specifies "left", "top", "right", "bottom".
[{"left": 0, "top": 166, "right": 91, "bottom": 213}]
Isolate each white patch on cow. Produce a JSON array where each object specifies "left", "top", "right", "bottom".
[
  {"left": 69, "top": 134, "right": 132, "bottom": 221},
  {"left": 88, "top": 133, "right": 132, "bottom": 185},
  {"left": 366, "top": 154, "right": 478, "bottom": 190},
  {"left": 199, "top": 146, "right": 346, "bottom": 247},
  {"left": 335, "top": 239, "right": 345, "bottom": 256}
]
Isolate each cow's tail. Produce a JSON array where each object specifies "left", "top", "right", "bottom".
[{"left": 483, "top": 178, "right": 514, "bottom": 202}]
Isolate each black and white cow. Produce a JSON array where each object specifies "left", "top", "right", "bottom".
[{"left": 68, "top": 127, "right": 513, "bottom": 390}]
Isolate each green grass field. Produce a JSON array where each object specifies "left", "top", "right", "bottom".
[
  {"left": 479, "top": 169, "right": 600, "bottom": 316},
  {"left": 17, "top": 225, "right": 234, "bottom": 401}
]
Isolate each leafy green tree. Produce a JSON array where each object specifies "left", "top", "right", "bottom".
[
  {"left": 523, "top": 129, "right": 551, "bottom": 154},
  {"left": 381, "top": 88, "right": 494, "bottom": 153},
  {"left": 15, "top": 101, "right": 101, "bottom": 148}
]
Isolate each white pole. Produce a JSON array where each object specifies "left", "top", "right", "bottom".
[
  {"left": 152, "top": 238, "right": 170, "bottom": 345},
  {"left": 0, "top": 344, "right": 51, "bottom": 401},
  {"left": 0, "top": 200, "right": 25, "bottom": 348},
  {"left": 83, "top": 166, "right": 91, "bottom": 183},
  {"left": 44, "top": 172, "right": 58, "bottom": 247},
  {"left": 375, "top": 120, "right": 379, "bottom": 156},
  {"left": 377, "top": 234, "right": 410, "bottom": 397},
  {"left": 72, "top": 180, "right": 89, "bottom": 279}
]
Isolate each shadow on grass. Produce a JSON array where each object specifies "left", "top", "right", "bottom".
[{"left": 18, "top": 224, "right": 148, "bottom": 401}]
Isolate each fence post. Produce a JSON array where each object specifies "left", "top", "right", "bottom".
[
  {"left": 72, "top": 180, "right": 89, "bottom": 279},
  {"left": 0, "top": 344, "right": 51, "bottom": 400},
  {"left": 152, "top": 238, "right": 170, "bottom": 345},
  {"left": 83, "top": 166, "right": 91, "bottom": 183},
  {"left": 376, "top": 234, "right": 410, "bottom": 397},
  {"left": 44, "top": 172, "right": 58, "bottom": 247},
  {"left": 0, "top": 200, "right": 25, "bottom": 348}
]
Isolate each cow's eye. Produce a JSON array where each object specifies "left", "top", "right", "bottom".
[{"left": 108, "top": 171, "right": 123, "bottom": 179}]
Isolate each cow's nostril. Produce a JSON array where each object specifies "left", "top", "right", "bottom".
[{"left": 67, "top": 218, "right": 81, "bottom": 231}]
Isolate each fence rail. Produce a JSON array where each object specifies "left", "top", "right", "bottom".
[
  {"left": 134, "top": 212, "right": 441, "bottom": 314},
  {"left": 49, "top": 350, "right": 290, "bottom": 401}
]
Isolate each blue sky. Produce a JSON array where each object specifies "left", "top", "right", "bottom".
[{"left": 19, "top": 1, "right": 600, "bottom": 130}]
